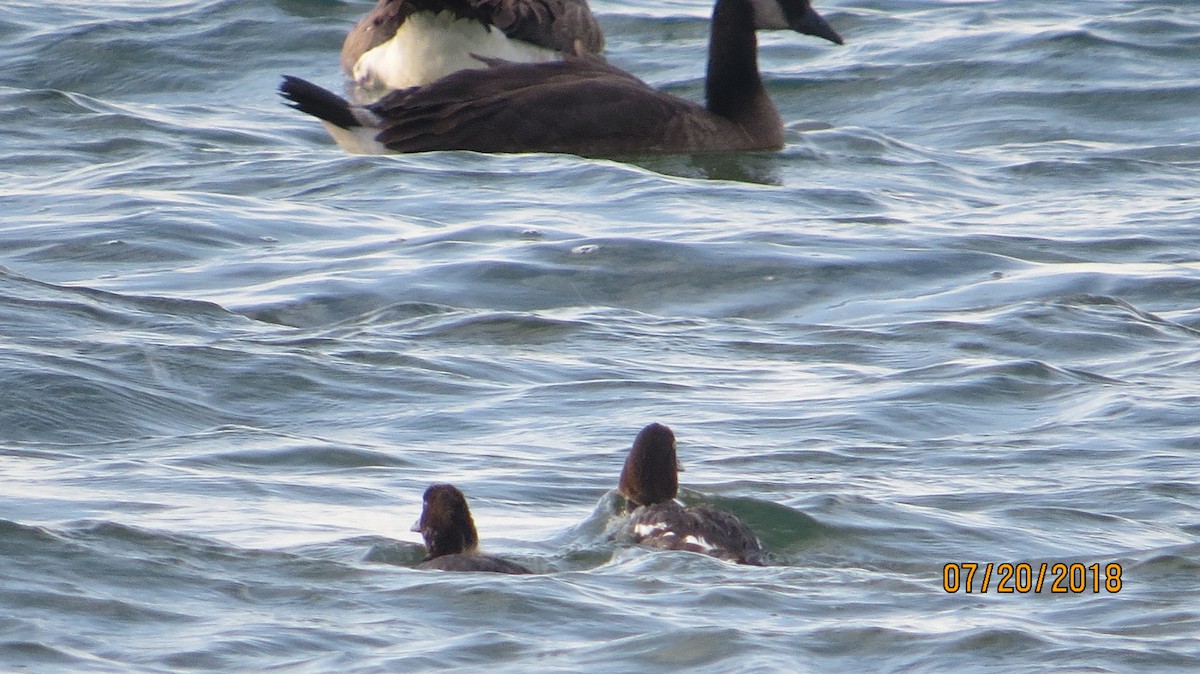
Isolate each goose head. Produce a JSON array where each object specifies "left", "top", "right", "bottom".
[{"left": 750, "top": 0, "right": 844, "bottom": 44}]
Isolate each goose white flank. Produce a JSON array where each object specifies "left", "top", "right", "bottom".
[{"left": 341, "top": 0, "right": 604, "bottom": 98}]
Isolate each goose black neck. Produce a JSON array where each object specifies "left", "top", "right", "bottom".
[{"left": 705, "top": 0, "right": 766, "bottom": 121}]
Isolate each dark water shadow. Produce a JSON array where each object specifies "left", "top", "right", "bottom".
[{"left": 614, "top": 151, "right": 784, "bottom": 185}]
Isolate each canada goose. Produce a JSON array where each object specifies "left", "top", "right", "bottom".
[
  {"left": 341, "top": 0, "right": 605, "bottom": 95},
  {"left": 282, "top": 0, "right": 842, "bottom": 156}
]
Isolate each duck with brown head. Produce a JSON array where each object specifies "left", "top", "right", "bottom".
[
  {"left": 412, "top": 483, "right": 532, "bottom": 573},
  {"left": 281, "top": 0, "right": 842, "bottom": 155},
  {"left": 617, "top": 423, "right": 767, "bottom": 566}
]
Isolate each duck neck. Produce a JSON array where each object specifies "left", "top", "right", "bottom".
[
  {"left": 424, "top": 517, "right": 478, "bottom": 559},
  {"left": 705, "top": 0, "right": 769, "bottom": 122}
]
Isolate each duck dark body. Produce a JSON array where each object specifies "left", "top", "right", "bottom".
[
  {"left": 416, "top": 552, "right": 533, "bottom": 573},
  {"left": 627, "top": 502, "right": 767, "bottom": 566}
]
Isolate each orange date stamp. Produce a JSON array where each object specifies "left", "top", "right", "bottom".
[{"left": 943, "top": 562, "right": 1123, "bottom": 594}]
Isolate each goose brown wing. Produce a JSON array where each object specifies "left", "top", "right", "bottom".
[
  {"left": 369, "top": 58, "right": 726, "bottom": 155},
  {"left": 470, "top": 0, "right": 605, "bottom": 55}
]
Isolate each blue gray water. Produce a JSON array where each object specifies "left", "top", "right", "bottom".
[{"left": 3, "top": 0, "right": 1199, "bottom": 671}]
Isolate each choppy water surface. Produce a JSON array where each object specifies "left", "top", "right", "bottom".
[{"left": 3, "top": 0, "right": 1199, "bottom": 671}]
